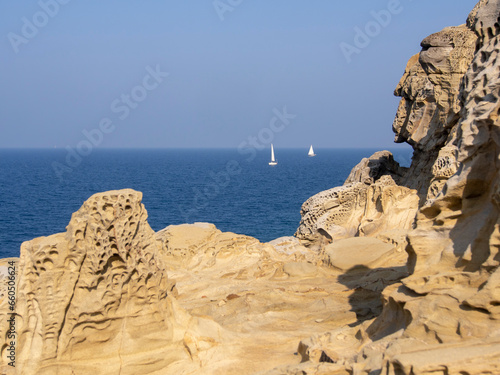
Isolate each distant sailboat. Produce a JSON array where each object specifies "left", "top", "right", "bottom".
[
  {"left": 308, "top": 145, "right": 316, "bottom": 157},
  {"left": 269, "top": 144, "right": 278, "bottom": 166}
]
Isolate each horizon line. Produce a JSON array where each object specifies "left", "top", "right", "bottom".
[{"left": 0, "top": 145, "right": 411, "bottom": 151}]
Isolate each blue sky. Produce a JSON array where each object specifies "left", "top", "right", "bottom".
[{"left": 0, "top": 0, "right": 477, "bottom": 149}]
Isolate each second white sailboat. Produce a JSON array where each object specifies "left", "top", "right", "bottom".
[
  {"left": 269, "top": 144, "right": 278, "bottom": 166},
  {"left": 308, "top": 145, "right": 316, "bottom": 157}
]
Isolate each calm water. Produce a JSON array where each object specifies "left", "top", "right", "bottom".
[{"left": 0, "top": 148, "right": 412, "bottom": 258}]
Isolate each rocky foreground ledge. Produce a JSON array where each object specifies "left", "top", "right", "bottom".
[
  {"left": 0, "top": 189, "right": 408, "bottom": 374},
  {"left": 3, "top": 1, "right": 500, "bottom": 374}
]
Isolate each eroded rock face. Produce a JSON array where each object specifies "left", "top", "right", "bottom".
[
  {"left": 393, "top": 1, "right": 500, "bottom": 366},
  {"left": 0, "top": 197, "right": 408, "bottom": 374},
  {"left": 295, "top": 152, "right": 419, "bottom": 246},
  {"left": 0, "top": 190, "right": 205, "bottom": 375},
  {"left": 470, "top": 0, "right": 500, "bottom": 47},
  {"left": 295, "top": 18, "right": 477, "bottom": 249},
  {"left": 409, "top": 0, "right": 500, "bottom": 277},
  {"left": 394, "top": 24, "right": 477, "bottom": 203},
  {"left": 344, "top": 151, "right": 408, "bottom": 186},
  {"left": 281, "top": 2, "right": 500, "bottom": 374},
  {"left": 157, "top": 224, "right": 409, "bottom": 374}
]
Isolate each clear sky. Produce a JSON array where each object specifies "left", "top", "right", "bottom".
[{"left": 0, "top": 0, "right": 477, "bottom": 149}]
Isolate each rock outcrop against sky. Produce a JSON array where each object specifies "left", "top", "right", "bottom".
[
  {"left": 1, "top": 190, "right": 207, "bottom": 374},
  {"left": 291, "top": 0, "right": 500, "bottom": 374},
  {"left": 2, "top": 1, "right": 500, "bottom": 374}
]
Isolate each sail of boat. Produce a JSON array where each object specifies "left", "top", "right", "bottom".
[
  {"left": 269, "top": 144, "right": 278, "bottom": 166},
  {"left": 308, "top": 145, "right": 316, "bottom": 157}
]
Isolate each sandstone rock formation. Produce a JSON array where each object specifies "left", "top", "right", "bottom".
[
  {"left": 322, "top": 237, "right": 406, "bottom": 273},
  {"left": 0, "top": 190, "right": 226, "bottom": 375},
  {"left": 394, "top": 24, "right": 477, "bottom": 204},
  {"left": 156, "top": 223, "right": 360, "bottom": 373},
  {"left": 2, "top": 1, "right": 500, "bottom": 374},
  {"left": 154, "top": 224, "right": 411, "bottom": 373},
  {"left": 295, "top": 151, "right": 419, "bottom": 246},
  {"left": 280, "top": 1, "right": 500, "bottom": 374},
  {"left": 344, "top": 151, "right": 408, "bottom": 186},
  {"left": 296, "top": 17, "right": 477, "bottom": 247},
  {"left": 1, "top": 191, "right": 408, "bottom": 374}
]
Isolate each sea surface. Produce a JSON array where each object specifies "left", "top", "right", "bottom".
[{"left": 0, "top": 148, "right": 412, "bottom": 258}]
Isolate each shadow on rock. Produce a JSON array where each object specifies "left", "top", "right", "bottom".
[{"left": 337, "top": 265, "right": 408, "bottom": 325}]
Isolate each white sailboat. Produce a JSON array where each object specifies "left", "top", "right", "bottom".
[
  {"left": 308, "top": 145, "right": 316, "bottom": 157},
  {"left": 269, "top": 143, "right": 278, "bottom": 166}
]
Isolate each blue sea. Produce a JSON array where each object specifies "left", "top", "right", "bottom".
[{"left": 0, "top": 148, "right": 412, "bottom": 258}]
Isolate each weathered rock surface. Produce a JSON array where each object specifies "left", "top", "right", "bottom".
[
  {"left": 344, "top": 151, "right": 408, "bottom": 186},
  {"left": 296, "top": 18, "right": 477, "bottom": 248},
  {"left": 323, "top": 237, "right": 406, "bottom": 273},
  {"left": 2, "top": 1, "right": 500, "bottom": 374},
  {"left": 295, "top": 166, "right": 419, "bottom": 245},
  {"left": 0, "top": 190, "right": 225, "bottom": 375},
  {"left": 156, "top": 224, "right": 404, "bottom": 373},
  {"left": 281, "top": 1, "right": 500, "bottom": 374},
  {"left": 394, "top": 23, "right": 477, "bottom": 205},
  {"left": 1, "top": 192, "right": 408, "bottom": 374}
]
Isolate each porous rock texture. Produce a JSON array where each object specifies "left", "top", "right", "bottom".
[
  {"left": 0, "top": 191, "right": 407, "bottom": 374},
  {"left": 0, "top": 190, "right": 226, "bottom": 375},
  {"left": 296, "top": 15, "right": 478, "bottom": 247},
  {"left": 394, "top": 23, "right": 477, "bottom": 205},
  {"left": 279, "top": 1, "right": 500, "bottom": 374},
  {"left": 295, "top": 151, "right": 419, "bottom": 247}
]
